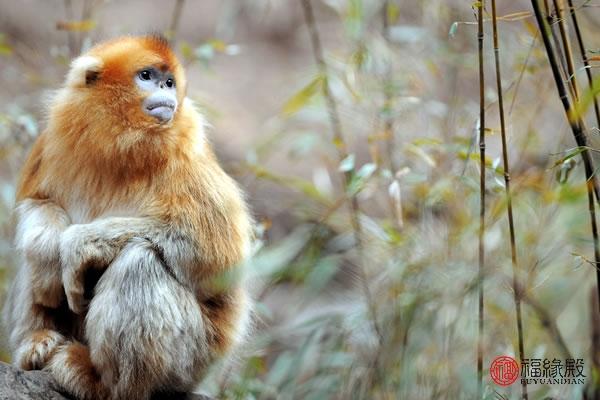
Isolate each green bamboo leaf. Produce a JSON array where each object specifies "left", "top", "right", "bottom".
[
  {"left": 0, "top": 34, "right": 12, "bottom": 56},
  {"left": 407, "top": 143, "right": 436, "bottom": 167},
  {"left": 551, "top": 146, "right": 588, "bottom": 168},
  {"left": 387, "top": 3, "right": 400, "bottom": 23},
  {"left": 350, "top": 45, "right": 368, "bottom": 69},
  {"left": 449, "top": 22, "right": 459, "bottom": 38},
  {"left": 339, "top": 154, "right": 355, "bottom": 172},
  {"left": 206, "top": 39, "right": 227, "bottom": 52},
  {"left": 413, "top": 137, "right": 442, "bottom": 146},
  {"left": 573, "top": 75, "right": 600, "bottom": 120},
  {"left": 246, "top": 164, "right": 332, "bottom": 204},
  {"left": 556, "top": 158, "right": 576, "bottom": 184},
  {"left": 356, "top": 162, "right": 377, "bottom": 179},
  {"left": 56, "top": 20, "right": 96, "bottom": 32},
  {"left": 347, "top": 163, "right": 377, "bottom": 196},
  {"left": 266, "top": 352, "right": 294, "bottom": 388},
  {"left": 194, "top": 43, "right": 215, "bottom": 63},
  {"left": 179, "top": 41, "right": 193, "bottom": 60},
  {"left": 305, "top": 256, "right": 339, "bottom": 294},
  {"left": 283, "top": 75, "right": 325, "bottom": 116},
  {"left": 246, "top": 225, "right": 313, "bottom": 280}
]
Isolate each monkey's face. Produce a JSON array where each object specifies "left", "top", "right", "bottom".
[
  {"left": 135, "top": 66, "right": 178, "bottom": 123},
  {"left": 61, "top": 35, "right": 186, "bottom": 133}
]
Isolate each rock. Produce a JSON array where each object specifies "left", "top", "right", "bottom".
[
  {"left": 0, "top": 362, "right": 69, "bottom": 400},
  {"left": 0, "top": 362, "right": 212, "bottom": 400}
]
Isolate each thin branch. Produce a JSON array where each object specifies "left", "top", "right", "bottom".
[
  {"left": 63, "top": 0, "right": 75, "bottom": 56},
  {"left": 382, "top": 1, "right": 403, "bottom": 230},
  {"left": 168, "top": 0, "right": 185, "bottom": 42},
  {"left": 521, "top": 292, "right": 572, "bottom": 359},
  {"left": 477, "top": 2, "right": 485, "bottom": 398},
  {"left": 491, "top": 2, "right": 528, "bottom": 398},
  {"left": 382, "top": 1, "right": 396, "bottom": 174},
  {"left": 78, "top": 0, "right": 98, "bottom": 54},
  {"left": 299, "top": 0, "right": 383, "bottom": 348},
  {"left": 508, "top": 32, "right": 538, "bottom": 116}
]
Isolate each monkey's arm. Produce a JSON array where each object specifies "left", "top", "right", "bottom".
[
  {"left": 60, "top": 217, "right": 201, "bottom": 314},
  {"left": 15, "top": 199, "right": 71, "bottom": 308}
]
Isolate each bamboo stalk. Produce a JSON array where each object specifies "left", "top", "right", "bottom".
[
  {"left": 589, "top": 289, "right": 600, "bottom": 398},
  {"left": 544, "top": 0, "right": 569, "bottom": 78},
  {"left": 532, "top": 0, "right": 600, "bottom": 206},
  {"left": 553, "top": 0, "right": 579, "bottom": 100},
  {"left": 522, "top": 293, "right": 572, "bottom": 360},
  {"left": 563, "top": 1, "right": 600, "bottom": 395},
  {"left": 531, "top": 1, "right": 600, "bottom": 199},
  {"left": 491, "top": 2, "right": 528, "bottom": 398},
  {"left": 382, "top": 1, "right": 403, "bottom": 230},
  {"left": 476, "top": 1, "right": 485, "bottom": 397},
  {"left": 382, "top": 1, "right": 396, "bottom": 174},
  {"left": 299, "top": 0, "right": 383, "bottom": 348},
  {"left": 567, "top": 0, "right": 600, "bottom": 135},
  {"left": 531, "top": 0, "right": 600, "bottom": 358}
]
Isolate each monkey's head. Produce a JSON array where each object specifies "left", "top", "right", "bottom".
[{"left": 58, "top": 35, "right": 187, "bottom": 132}]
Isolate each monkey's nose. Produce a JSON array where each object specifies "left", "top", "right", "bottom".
[{"left": 144, "top": 93, "right": 177, "bottom": 123}]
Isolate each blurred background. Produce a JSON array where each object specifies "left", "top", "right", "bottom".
[{"left": 2, "top": 0, "right": 600, "bottom": 398}]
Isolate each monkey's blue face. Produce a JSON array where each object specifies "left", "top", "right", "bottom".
[{"left": 135, "top": 66, "right": 178, "bottom": 123}]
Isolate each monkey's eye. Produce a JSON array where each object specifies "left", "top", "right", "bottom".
[
  {"left": 165, "top": 78, "right": 175, "bottom": 88},
  {"left": 139, "top": 70, "right": 152, "bottom": 81}
]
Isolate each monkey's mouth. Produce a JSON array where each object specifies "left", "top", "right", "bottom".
[
  {"left": 146, "top": 101, "right": 175, "bottom": 111},
  {"left": 144, "top": 99, "right": 177, "bottom": 123}
]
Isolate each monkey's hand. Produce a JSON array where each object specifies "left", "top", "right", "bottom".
[
  {"left": 60, "top": 223, "right": 127, "bottom": 314},
  {"left": 15, "top": 199, "right": 70, "bottom": 308},
  {"left": 60, "top": 217, "right": 158, "bottom": 314}
]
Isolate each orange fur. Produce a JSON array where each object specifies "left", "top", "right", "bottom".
[
  {"left": 6, "top": 35, "right": 253, "bottom": 399},
  {"left": 16, "top": 329, "right": 66, "bottom": 370},
  {"left": 49, "top": 342, "right": 108, "bottom": 400},
  {"left": 20, "top": 35, "right": 250, "bottom": 264}
]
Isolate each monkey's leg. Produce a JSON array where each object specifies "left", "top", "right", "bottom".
[
  {"left": 50, "top": 238, "right": 207, "bottom": 400},
  {"left": 15, "top": 199, "right": 70, "bottom": 308},
  {"left": 46, "top": 342, "right": 108, "bottom": 400},
  {"left": 3, "top": 266, "right": 68, "bottom": 370},
  {"left": 3, "top": 199, "right": 72, "bottom": 369}
]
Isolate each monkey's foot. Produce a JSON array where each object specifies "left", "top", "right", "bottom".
[
  {"left": 15, "top": 329, "right": 66, "bottom": 370},
  {"left": 46, "top": 342, "right": 108, "bottom": 400}
]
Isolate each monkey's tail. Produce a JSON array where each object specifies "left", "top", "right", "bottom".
[{"left": 46, "top": 341, "right": 109, "bottom": 400}]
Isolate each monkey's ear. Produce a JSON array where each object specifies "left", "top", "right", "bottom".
[{"left": 66, "top": 56, "right": 103, "bottom": 88}]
